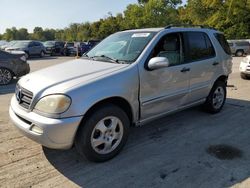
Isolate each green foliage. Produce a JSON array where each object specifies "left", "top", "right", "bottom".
[
  {"left": 179, "top": 0, "right": 250, "bottom": 39},
  {"left": 1, "top": 0, "right": 249, "bottom": 41}
]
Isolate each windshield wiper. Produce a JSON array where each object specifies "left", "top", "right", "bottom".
[
  {"left": 81, "top": 54, "right": 89, "bottom": 59},
  {"left": 92, "top": 55, "right": 119, "bottom": 64}
]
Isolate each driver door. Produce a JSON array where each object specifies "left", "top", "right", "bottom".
[{"left": 139, "top": 32, "right": 190, "bottom": 121}]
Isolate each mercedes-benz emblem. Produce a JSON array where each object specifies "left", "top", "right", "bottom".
[{"left": 16, "top": 89, "right": 22, "bottom": 103}]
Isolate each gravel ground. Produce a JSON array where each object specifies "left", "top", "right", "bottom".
[{"left": 0, "top": 56, "right": 250, "bottom": 188}]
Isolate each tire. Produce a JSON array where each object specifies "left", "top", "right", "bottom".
[
  {"left": 40, "top": 51, "right": 45, "bottom": 58},
  {"left": 236, "top": 50, "right": 244, "bottom": 57},
  {"left": 0, "top": 68, "right": 13, "bottom": 85},
  {"left": 240, "top": 73, "right": 250, "bottom": 79},
  {"left": 203, "top": 81, "right": 226, "bottom": 114},
  {"left": 75, "top": 104, "right": 130, "bottom": 162}
]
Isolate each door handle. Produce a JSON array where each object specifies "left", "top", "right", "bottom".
[
  {"left": 212, "top": 62, "right": 219, "bottom": 66},
  {"left": 180, "top": 67, "right": 190, "bottom": 73}
]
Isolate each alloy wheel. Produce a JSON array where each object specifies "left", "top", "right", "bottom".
[{"left": 90, "top": 116, "right": 124, "bottom": 154}]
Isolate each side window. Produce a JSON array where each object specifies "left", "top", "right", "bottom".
[
  {"left": 214, "top": 33, "right": 231, "bottom": 55},
  {"left": 151, "top": 33, "right": 183, "bottom": 66},
  {"left": 34, "top": 42, "right": 41, "bottom": 46},
  {"left": 28, "top": 42, "right": 35, "bottom": 47},
  {"left": 185, "top": 32, "right": 215, "bottom": 62}
]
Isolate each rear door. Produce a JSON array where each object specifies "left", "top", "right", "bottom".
[
  {"left": 34, "top": 42, "right": 42, "bottom": 54},
  {"left": 28, "top": 42, "right": 36, "bottom": 55},
  {"left": 182, "top": 32, "right": 217, "bottom": 104}
]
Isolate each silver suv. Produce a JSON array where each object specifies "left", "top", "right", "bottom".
[{"left": 9, "top": 26, "right": 232, "bottom": 162}]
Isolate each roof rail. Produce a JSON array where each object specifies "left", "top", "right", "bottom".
[{"left": 165, "top": 24, "right": 216, "bottom": 30}]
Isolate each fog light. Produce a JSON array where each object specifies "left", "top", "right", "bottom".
[{"left": 31, "top": 124, "right": 43, "bottom": 134}]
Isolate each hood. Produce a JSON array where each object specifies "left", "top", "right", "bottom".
[
  {"left": 9, "top": 50, "right": 25, "bottom": 55},
  {"left": 18, "top": 58, "right": 129, "bottom": 95},
  {"left": 6, "top": 47, "right": 25, "bottom": 51}
]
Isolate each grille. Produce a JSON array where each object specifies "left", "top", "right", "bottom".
[{"left": 15, "top": 84, "right": 33, "bottom": 110}]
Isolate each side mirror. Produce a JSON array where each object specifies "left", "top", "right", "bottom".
[{"left": 148, "top": 57, "right": 169, "bottom": 70}]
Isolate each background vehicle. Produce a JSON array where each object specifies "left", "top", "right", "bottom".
[
  {"left": 0, "top": 40, "right": 18, "bottom": 50},
  {"left": 228, "top": 40, "right": 250, "bottom": 56},
  {"left": 0, "top": 50, "right": 30, "bottom": 85},
  {"left": 62, "top": 42, "right": 76, "bottom": 56},
  {"left": 0, "top": 40, "right": 8, "bottom": 48},
  {"left": 5, "top": 40, "right": 46, "bottom": 58},
  {"left": 79, "top": 40, "right": 100, "bottom": 55},
  {"left": 9, "top": 26, "right": 232, "bottom": 162},
  {"left": 44, "top": 41, "right": 65, "bottom": 55},
  {"left": 239, "top": 55, "right": 250, "bottom": 79}
]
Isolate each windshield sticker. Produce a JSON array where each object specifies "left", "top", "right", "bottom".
[{"left": 132, "top": 33, "right": 150, "bottom": 38}]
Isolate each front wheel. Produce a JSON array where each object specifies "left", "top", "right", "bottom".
[
  {"left": 75, "top": 104, "right": 130, "bottom": 162},
  {"left": 40, "top": 51, "right": 45, "bottom": 58},
  {"left": 203, "top": 81, "right": 226, "bottom": 114}
]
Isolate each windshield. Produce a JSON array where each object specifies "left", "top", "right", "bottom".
[
  {"left": 67, "top": 43, "right": 74, "bottom": 47},
  {"left": 86, "top": 31, "right": 156, "bottom": 63},
  {"left": 12, "top": 41, "right": 29, "bottom": 48},
  {"left": 44, "top": 41, "right": 55, "bottom": 46}
]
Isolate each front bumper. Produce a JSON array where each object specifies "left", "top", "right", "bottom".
[
  {"left": 9, "top": 96, "right": 82, "bottom": 149},
  {"left": 17, "top": 63, "right": 30, "bottom": 77},
  {"left": 239, "top": 62, "right": 250, "bottom": 75}
]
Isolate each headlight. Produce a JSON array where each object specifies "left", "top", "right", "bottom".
[
  {"left": 34, "top": 94, "right": 71, "bottom": 114},
  {"left": 20, "top": 55, "right": 26, "bottom": 62}
]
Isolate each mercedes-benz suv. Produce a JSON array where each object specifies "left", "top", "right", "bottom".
[{"left": 9, "top": 25, "right": 232, "bottom": 162}]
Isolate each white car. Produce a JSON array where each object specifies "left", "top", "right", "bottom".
[{"left": 239, "top": 55, "right": 250, "bottom": 79}]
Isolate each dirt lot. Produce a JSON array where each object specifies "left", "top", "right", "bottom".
[{"left": 0, "top": 56, "right": 250, "bottom": 188}]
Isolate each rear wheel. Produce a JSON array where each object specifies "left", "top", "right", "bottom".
[
  {"left": 203, "top": 81, "right": 226, "bottom": 114},
  {"left": 75, "top": 104, "right": 130, "bottom": 162},
  {"left": 236, "top": 50, "right": 244, "bottom": 57},
  {"left": 0, "top": 68, "right": 13, "bottom": 85},
  {"left": 241, "top": 73, "right": 250, "bottom": 79}
]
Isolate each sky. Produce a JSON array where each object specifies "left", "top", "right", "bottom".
[{"left": 0, "top": 0, "right": 187, "bottom": 34}]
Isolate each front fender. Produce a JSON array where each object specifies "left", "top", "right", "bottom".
[{"left": 63, "top": 65, "right": 140, "bottom": 122}]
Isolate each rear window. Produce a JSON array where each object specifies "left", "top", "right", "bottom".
[
  {"left": 235, "top": 42, "right": 249, "bottom": 46},
  {"left": 185, "top": 32, "right": 215, "bottom": 61},
  {"left": 214, "top": 33, "right": 231, "bottom": 55}
]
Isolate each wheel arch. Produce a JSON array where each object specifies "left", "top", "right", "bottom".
[
  {"left": 79, "top": 96, "right": 134, "bottom": 127},
  {"left": 215, "top": 75, "right": 228, "bottom": 85}
]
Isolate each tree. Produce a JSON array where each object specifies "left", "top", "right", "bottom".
[
  {"left": 32, "top": 27, "right": 44, "bottom": 40},
  {"left": 16, "top": 28, "right": 29, "bottom": 40},
  {"left": 179, "top": 0, "right": 250, "bottom": 39}
]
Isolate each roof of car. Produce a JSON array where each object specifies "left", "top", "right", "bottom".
[
  {"left": 122, "top": 28, "right": 164, "bottom": 32},
  {"left": 122, "top": 27, "right": 219, "bottom": 34}
]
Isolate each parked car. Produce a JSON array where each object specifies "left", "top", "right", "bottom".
[
  {"left": 228, "top": 40, "right": 250, "bottom": 56},
  {"left": 5, "top": 40, "right": 46, "bottom": 58},
  {"left": 0, "top": 40, "right": 8, "bottom": 48},
  {"left": 62, "top": 42, "right": 75, "bottom": 56},
  {"left": 79, "top": 40, "right": 100, "bottom": 55},
  {"left": 0, "top": 50, "right": 30, "bottom": 85},
  {"left": 0, "top": 40, "right": 18, "bottom": 50},
  {"left": 9, "top": 26, "right": 232, "bottom": 162},
  {"left": 239, "top": 55, "right": 250, "bottom": 79},
  {"left": 44, "top": 41, "right": 65, "bottom": 55}
]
